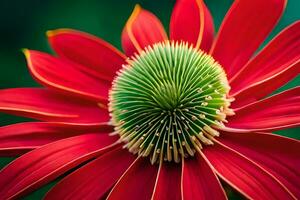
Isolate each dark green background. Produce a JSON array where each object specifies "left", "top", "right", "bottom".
[{"left": 0, "top": 0, "right": 299, "bottom": 199}]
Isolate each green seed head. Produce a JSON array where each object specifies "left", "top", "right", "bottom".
[{"left": 109, "top": 41, "right": 233, "bottom": 164}]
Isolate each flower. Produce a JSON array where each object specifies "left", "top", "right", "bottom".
[{"left": 0, "top": 0, "right": 299, "bottom": 199}]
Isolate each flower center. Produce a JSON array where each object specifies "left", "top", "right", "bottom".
[{"left": 109, "top": 41, "right": 233, "bottom": 164}]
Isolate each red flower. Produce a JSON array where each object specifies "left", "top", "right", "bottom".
[{"left": 0, "top": 0, "right": 299, "bottom": 199}]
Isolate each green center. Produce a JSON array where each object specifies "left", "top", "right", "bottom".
[{"left": 109, "top": 41, "right": 232, "bottom": 164}]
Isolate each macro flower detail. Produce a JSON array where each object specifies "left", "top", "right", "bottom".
[
  {"left": 110, "top": 42, "right": 233, "bottom": 164},
  {"left": 0, "top": 0, "right": 299, "bottom": 199}
]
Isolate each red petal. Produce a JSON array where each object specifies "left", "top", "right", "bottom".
[
  {"left": 0, "top": 122, "right": 106, "bottom": 156},
  {"left": 44, "top": 147, "right": 135, "bottom": 200},
  {"left": 24, "top": 49, "right": 110, "bottom": 102},
  {"left": 0, "top": 88, "right": 109, "bottom": 123},
  {"left": 107, "top": 157, "right": 158, "bottom": 200},
  {"left": 231, "top": 60, "right": 300, "bottom": 108},
  {"left": 210, "top": 0, "right": 286, "bottom": 79},
  {"left": 121, "top": 5, "right": 168, "bottom": 57},
  {"left": 170, "top": 0, "right": 214, "bottom": 52},
  {"left": 203, "top": 141, "right": 295, "bottom": 199},
  {"left": 230, "top": 21, "right": 300, "bottom": 95},
  {"left": 182, "top": 153, "right": 227, "bottom": 200},
  {"left": 152, "top": 162, "right": 182, "bottom": 200},
  {"left": 0, "top": 133, "right": 118, "bottom": 199},
  {"left": 218, "top": 131, "right": 300, "bottom": 198},
  {"left": 47, "top": 29, "right": 126, "bottom": 82},
  {"left": 227, "top": 87, "right": 300, "bottom": 131}
]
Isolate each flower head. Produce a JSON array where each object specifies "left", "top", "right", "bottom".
[
  {"left": 0, "top": 0, "right": 300, "bottom": 199},
  {"left": 110, "top": 41, "right": 232, "bottom": 164}
]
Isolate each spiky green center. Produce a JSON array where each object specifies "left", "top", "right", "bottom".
[{"left": 109, "top": 42, "right": 232, "bottom": 164}]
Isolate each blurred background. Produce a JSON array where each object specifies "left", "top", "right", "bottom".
[{"left": 0, "top": 0, "right": 299, "bottom": 199}]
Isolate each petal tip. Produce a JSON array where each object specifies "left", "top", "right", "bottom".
[
  {"left": 46, "top": 30, "right": 55, "bottom": 37},
  {"left": 127, "top": 4, "right": 142, "bottom": 26},
  {"left": 133, "top": 4, "right": 142, "bottom": 14},
  {"left": 21, "top": 48, "right": 30, "bottom": 59},
  {"left": 46, "top": 28, "right": 72, "bottom": 38}
]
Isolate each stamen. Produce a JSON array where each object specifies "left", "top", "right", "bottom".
[{"left": 109, "top": 41, "right": 232, "bottom": 164}]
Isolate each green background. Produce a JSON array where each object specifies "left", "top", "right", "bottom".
[{"left": 0, "top": 0, "right": 299, "bottom": 199}]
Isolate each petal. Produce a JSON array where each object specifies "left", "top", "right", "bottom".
[
  {"left": 231, "top": 60, "right": 300, "bottom": 108},
  {"left": 0, "top": 88, "right": 109, "bottom": 123},
  {"left": 24, "top": 49, "right": 110, "bottom": 102},
  {"left": 151, "top": 162, "right": 182, "bottom": 200},
  {"left": 230, "top": 21, "right": 300, "bottom": 95},
  {"left": 218, "top": 131, "right": 300, "bottom": 199},
  {"left": 47, "top": 29, "right": 126, "bottom": 82},
  {"left": 210, "top": 0, "right": 286, "bottom": 78},
  {"left": 0, "top": 122, "right": 105, "bottom": 156},
  {"left": 182, "top": 153, "right": 227, "bottom": 200},
  {"left": 107, "top": 157, "right": 158, "bottom": 200},
  {"left": 44, "top": 147, "right": 135, "bottom": 200},
  {"left": 203, "top": 141, "right": 295, "bottom": 200},
  {"left": 121, "top": 5, "right": 168, "bottom": 57},
  {"left": 0, "top": 133, "right": 118, "bottom": 199},
  {"left": 226, "top": 87, "right": 300, "bottom": 131},
  {"left": 170, "top": 0, "right": 214, "bottom": 52}
]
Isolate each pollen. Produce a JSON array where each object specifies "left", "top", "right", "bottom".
[{"left": 109, "top": 41, "right": 233, "bottom": 164}]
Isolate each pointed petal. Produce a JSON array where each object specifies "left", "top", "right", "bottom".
[
  {"left": 23, "top": 49, "right": 110, "bottom": 102},
  {"left": 152, "top": 162, "right": 182, "bottom": 200},
  {"left": 0, "top": 88, "right": 109, "bottom": 123},
  {"left": 47, "top": 29, "right": 126, "bottom": 82},
  {"left": 0, "top": 133, "right": 118, "bottom": 199},
  {"left": 107, "top": 157, "right": 158, "bottom": 200},
  {"left": 203, "top": 141, "right": 295, "bottom": 200},
  {"left": 0, "top": 122, "right": 104, "bottom": 156},
  {"left": 44, "top": 147, "right": 135, "bottom": 200},
  {"left": 210, "top": 0, "right": 286, "bottom": 78},
  {"left": 230, "top": 21, "right": 300, "bottom": 95},
  {"left": 218, "top": 131, "right": 300, "bottom": 199},
  {"left": 170, "top": 0, "right": 214, "bottom": 52},
  {"left": 227, "top": 87, "right": 300, "bottom": 131},
  {"left": 182, "top": 153, "right": 227, "bottom": 200},
  {"left": 122, "top": 5, "right": 168, "bottom": 57}
]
